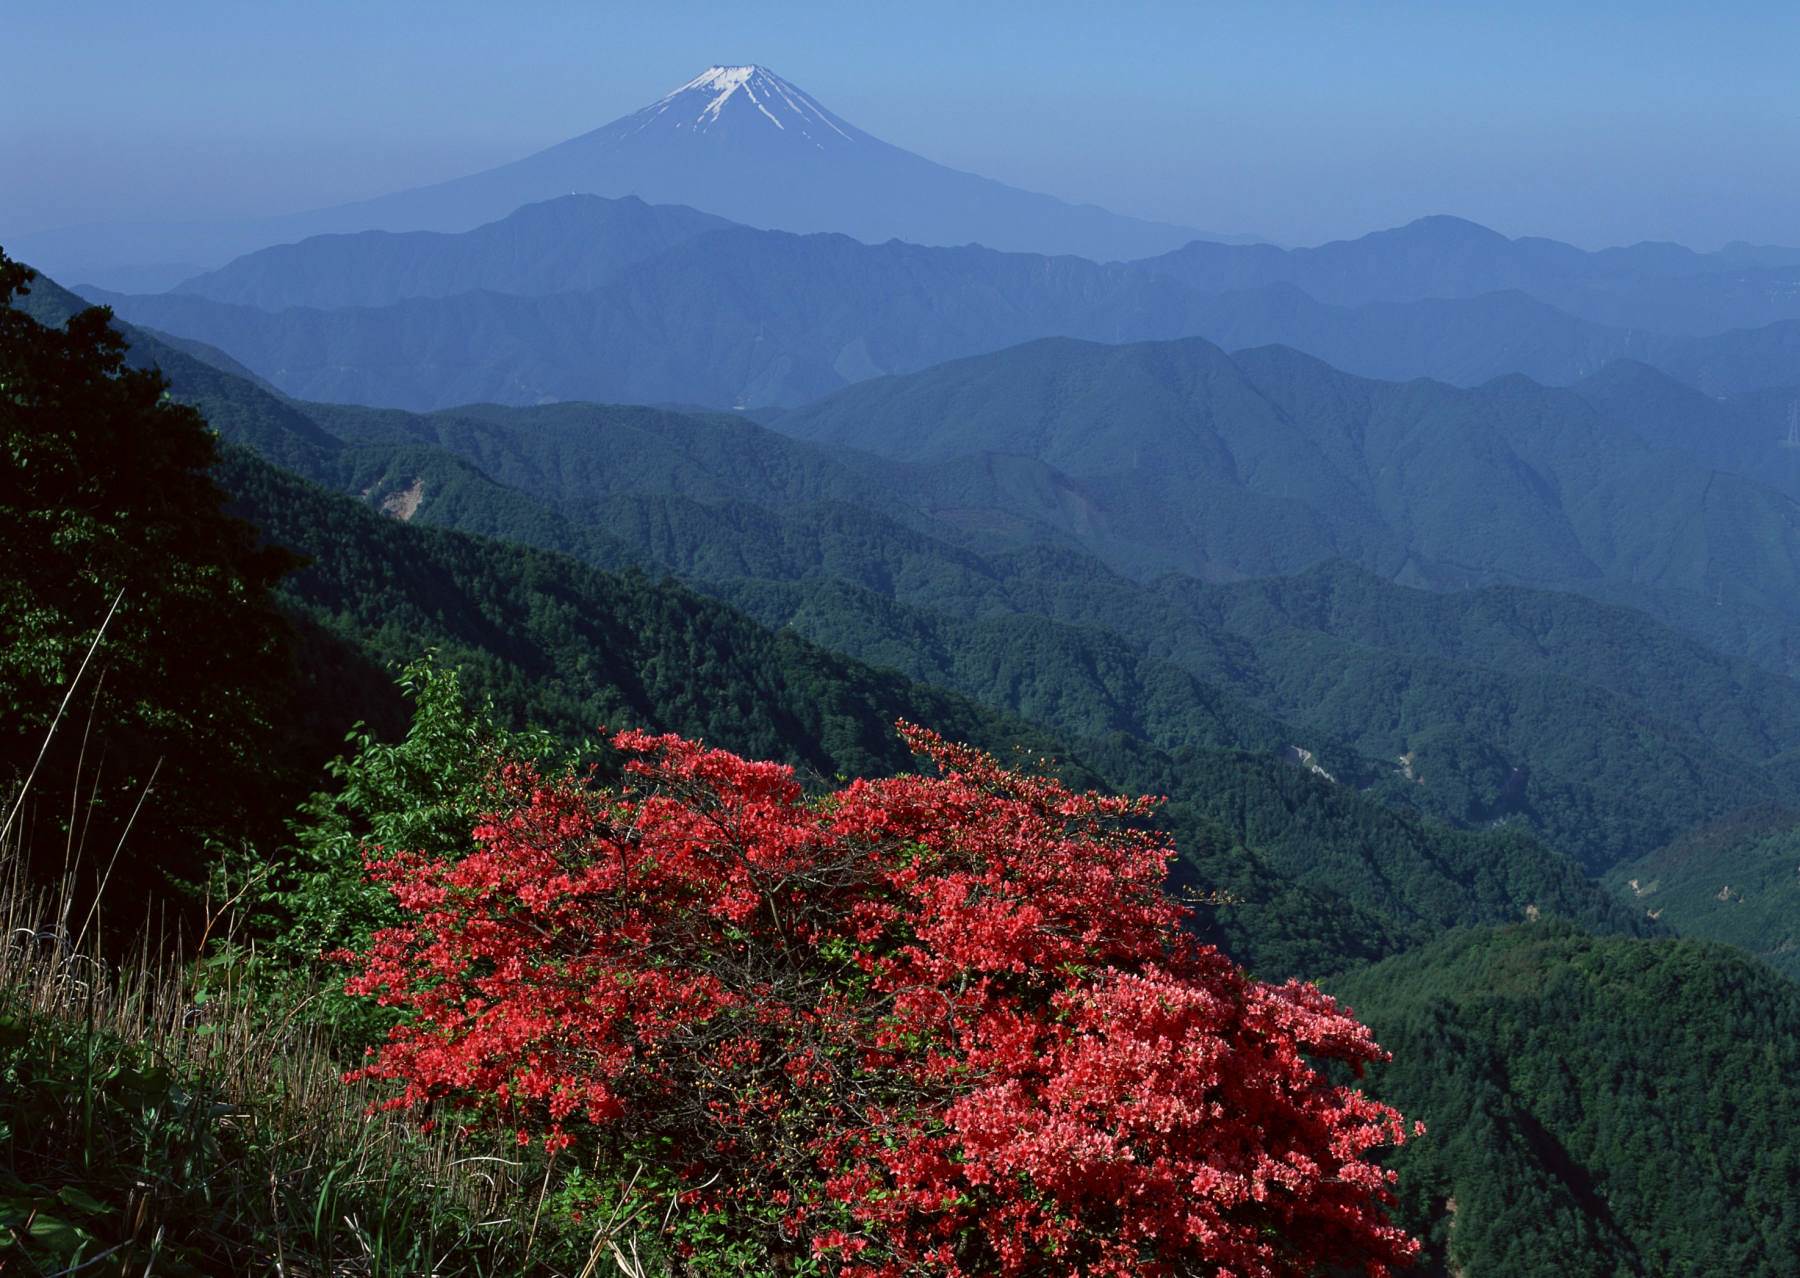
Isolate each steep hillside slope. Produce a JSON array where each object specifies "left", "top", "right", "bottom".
[
  {"left": 1332, "top": 925, "right": 1800, "bottom": 1276},
  {"left": 778, "top": 336, "right": 1800, "bottom": 625},
  {"left": 1604, "top": 809, "right": 1800, "bottom": 979}
]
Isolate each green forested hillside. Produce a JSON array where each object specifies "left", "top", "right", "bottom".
[
  {"left": 1331, "top": 924, "right": 1800, "bottom": 1276},
  {"left": 1573, "top": 359, "right": 1800, "bottom": 502},
  {"left": 16, "top": 259, "right": 1760, "bottom": 954},
  {"left": 217, "top": 445, "right": 1024, "bottom": 783},
  {"left": 1604, "top": 809, "right": 1800, "bottom": 979},
  {"left": 715, "top": 569, "right": 1794, "bottom": 870},
  {"left": 68, "top": 265, "right": 1800, "bottom": 682},
  {"left": 710, "top": 575, "right": 1302, "bottom": 757},
  {"left": 779, "top": 336, "right": 1800, "bottom": 623},
  {"left": 280, "top": 371, "right": 1800, "bottom": 679},
  {"left": 257, "top": 422, "right": 1800, "bottom": 871},
  {"left": 199, "top": 384, "right": 1647, "bottom": 973},
  {"left": 308, "top": 485, "right": 1800, "bottom": 873},
  {"left": 51, "top": 286, "right": 1800, "bottom": 875}
]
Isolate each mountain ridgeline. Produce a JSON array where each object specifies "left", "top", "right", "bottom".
[{"left": 81, "top": 196, "right": 1800, "bottom": 412}]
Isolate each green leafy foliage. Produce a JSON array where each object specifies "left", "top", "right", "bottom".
[{"left": 268, "top": 658, "right": 559, "bottom": 1001}]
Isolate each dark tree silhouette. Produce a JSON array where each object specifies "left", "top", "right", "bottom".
[{"left": 0, "top": 250, "right": 297, "bottom": 899}]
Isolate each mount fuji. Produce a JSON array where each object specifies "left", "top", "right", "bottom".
[{"left": 12, "top": 65, "right": 1226, "bottom": 285}]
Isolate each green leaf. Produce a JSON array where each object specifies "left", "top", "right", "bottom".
[
  {"left": 56, "top": 1185, "right": 114, "bottom": 1217},
  {"left": 27, "top": 1211, "right": 96, "bottom": 1254}
]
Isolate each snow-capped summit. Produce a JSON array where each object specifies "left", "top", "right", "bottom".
[{"left": 637, "top": 66, "right": 860, "bottom": 146}]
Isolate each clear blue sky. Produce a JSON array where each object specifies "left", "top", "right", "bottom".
[{"left": 5, "top": 0, "right": 1796, "bottom": 248}]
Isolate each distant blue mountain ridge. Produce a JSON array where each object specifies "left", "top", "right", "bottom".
[{"left": 76, "top": 193, "right": 1800, "bottom": 412}]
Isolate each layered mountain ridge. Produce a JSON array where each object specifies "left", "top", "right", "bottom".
[
  {"left": 27, "top": 262, "right": 1800, "bottom": 876},
  {"left": 85, "top": 195, "right": 1800, "bottom": 416}
]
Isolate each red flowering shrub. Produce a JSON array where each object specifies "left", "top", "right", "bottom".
[{"left": 344, "top": 724, "right": 1419, "bottom": 1275}]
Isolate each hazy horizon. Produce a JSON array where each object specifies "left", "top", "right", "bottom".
[{"left": 6, "top": 0, "right": 1798, "bottom": 253}]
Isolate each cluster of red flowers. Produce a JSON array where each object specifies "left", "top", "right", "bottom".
[{"left": 344, "top": 723, "right": 1419, "bottom": 1275}]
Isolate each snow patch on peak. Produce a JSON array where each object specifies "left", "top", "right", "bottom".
[
  {"left": 676, "top": 65, "right": 760, "bottom": 97},
  {"left": 643, "top": 65, "right": 857, "bottom": 146}
]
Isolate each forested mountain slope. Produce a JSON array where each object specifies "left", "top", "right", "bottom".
[
  {"left": 777, "top": 336, "right": 1800, "bottom": 631},
  {"left": 32, "top": 258, "right": 1799, "bottom": 876},
  {"left": 1573, "top": 359, "right": 1800, "bottom": 500},
  {"left": 1332, "top": 924, "right": 1800, "bottom": 1276},
  {"left": 1604, "top": 809, "right": 1800, "bottom": 979},
  {"left": 712, "top": 570, "right": 1798, "bottom": 871},
  {"left": 130, "top": 313, "right": 1800, "bottom": 687},
  {"left": 243, "top": 401, "right": 1800, "bottom": 869}
]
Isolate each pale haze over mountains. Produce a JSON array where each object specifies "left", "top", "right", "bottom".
[
  {"left": 12, "top": 65, "right": 1228, "bottom": 288},
  {"left": 37, "top": 62, "right": 1800, "bottom": 418},
  {"left": 83, "top": 191, "right": 1800, "bottom": 413}
]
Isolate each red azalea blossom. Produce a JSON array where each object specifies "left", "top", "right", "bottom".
[{"left": 344, "top": 722, "right": 1419, "bottom": 1275}]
